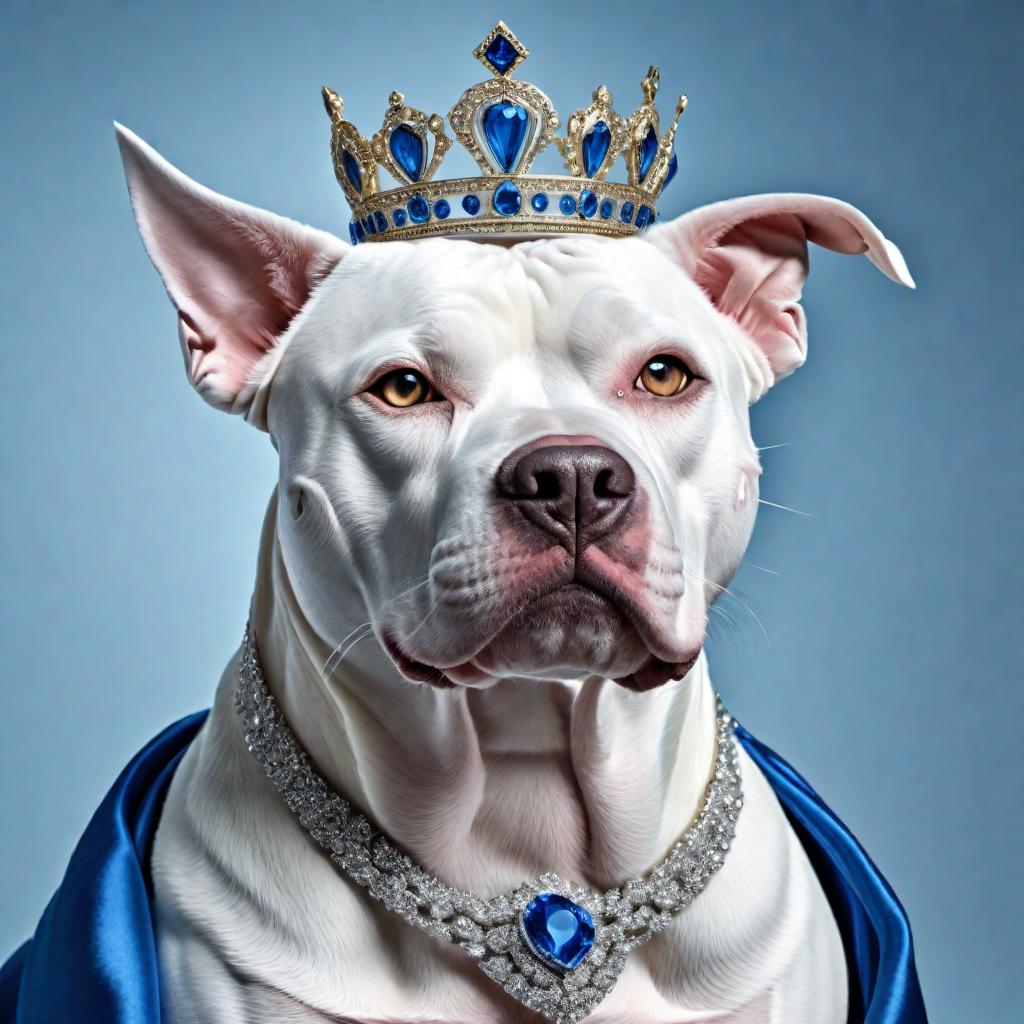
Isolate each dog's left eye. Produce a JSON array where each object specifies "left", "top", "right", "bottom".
[
  {"left": 635, "top": 354, "right": 693, "bottom": 397},
  {"left": 373, "top": 369, "right": 437, "bottom": 408}
]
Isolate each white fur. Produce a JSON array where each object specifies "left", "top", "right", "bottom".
[{"left": 114, "top": 125, "right": 911, "bottom": 1022}]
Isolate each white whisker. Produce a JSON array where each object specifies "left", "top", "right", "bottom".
[
  {"left": 743, "top": 561, "right": 781, "bottom": 577},
  {"left": 756, "top": 443, "right": 791, "bottom": 452},
  {"left": 758, "top": 498, "right": 812, "bottom": 517}
]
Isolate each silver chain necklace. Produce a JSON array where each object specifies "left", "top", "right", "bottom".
[{"left": 236, "top": 624, "right": 743, "bottom": 1024}]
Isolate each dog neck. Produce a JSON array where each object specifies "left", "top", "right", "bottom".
[{"left": 247, "top": 494, "right": 719, "bottom": 896}]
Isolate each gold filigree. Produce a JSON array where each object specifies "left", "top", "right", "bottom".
[{"left": 322, "top": 86, "right": 379, "bottom": 205}]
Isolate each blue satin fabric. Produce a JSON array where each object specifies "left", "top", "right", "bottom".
[{"left": 0, "top": 712, "right": 927, "bottom": 1022}]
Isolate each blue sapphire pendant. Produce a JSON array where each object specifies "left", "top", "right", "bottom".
[{"left": 520, "top": 891, "right": 596, "bottom": 971}]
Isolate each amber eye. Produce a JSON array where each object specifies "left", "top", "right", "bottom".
[
  {"left": 375, "top": 369, "right": 435, "bottom": 408},
  {"left": 636, "top": 354, "right": 693, "bottom": 397}
]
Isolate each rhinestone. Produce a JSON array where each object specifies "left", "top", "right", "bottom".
[
  {"left": 389, "top": 124, "right": 425, "bottom": 182},
  {"left": 531, "top": 192, "right": 549, "bottom": 212},
  {"left": 407, "top": 194, "right": 430, "bottom": 224},
  {"left": 599, "top": 199, "right": 615, "bottom": 220},
  {"left": 619, "top": 201, "right": 635, "bottom": 224},
  {"left": 482, "top": 101, "right": 530, "bottom": 172},
  {"left": 462, "top": 194, "right": 481, "bottom": 215},
  {"left": 434, "top": 199, "right": 451, "bottom": 220},
  {"left": 635, "top": 204, "right": 653, "bottom": 229},
  {"left": 559, "top": 194, "right": 577, "bottom": 216},
  {"left": 341, "top": 149, "right": 362, "bottom": 194},
  {"left": 373, "top": 211, "right": 387, "bottom": 233},
  {"left": 492, "top": 180, "right": 522, "bottom": 216},
  {"left": 581, "top": 120, "right": 611, "bottom": 177},
  {"left": 521, "top": 892, "right": 595, "bottom": 971},
  {"left": 392, "top": 208, "right": 407, "bottom": 227},
  {"left": 483, "top": 32, "right": 518, "bottom": 75},
  {"left": 362, "top": 217, "right": 375, "bottom": 237}
]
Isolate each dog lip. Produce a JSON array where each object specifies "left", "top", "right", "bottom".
[{"left": 380, "top": 629, "right": 454, "bottom": 688}]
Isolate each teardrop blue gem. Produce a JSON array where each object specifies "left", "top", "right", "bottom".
[
  {"left": 482, "top": 102, "right": 530, "bottom": 173},
  {"left": 638, "top": 125, "right": 658, "bottom": 181},
  {"left": 581, "top": 120, "right": 611, "bottom": 177},
  {"left": 341, "top": 149, "right": 362, "bottom": 194},
  {"left": 389, "top": 125, "right": 425, "bottom": 182}
]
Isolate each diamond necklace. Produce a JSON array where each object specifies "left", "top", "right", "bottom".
[{"left": 236, "top": 624, "right": 743, "bottom": 1024}]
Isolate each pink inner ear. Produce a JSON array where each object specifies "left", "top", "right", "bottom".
[
  {"left": 698, "top": 214, "right": 813, "bottom": 379},
  {"left": 116, "top": 125, "right": 348, "bottom": 414}
]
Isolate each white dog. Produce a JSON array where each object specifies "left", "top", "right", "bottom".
[{"left": 113, "top": 124, "right": 913, "bottom": 1023}]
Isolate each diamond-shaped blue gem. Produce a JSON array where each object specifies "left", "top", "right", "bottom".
[
  {"left": 393, "top": 208, "right": 407, "bottom": 227},
  {"left": 389, "top": 124, "right": 425, "bottom": 182},
  {"left": 462, "top": 194, "right": 481, "bottom": 215},
  {"left": 581, "top": 120, "right": 611, "bottom": 177},
  {"left": 531, "top": 192, "right": 549, "bottom": 212},
  {"left": 483, "top": 33, "right": 518, "bottom": 75},
  {"left": 408, "top": 194, "right": 430, "bottom": 224},
  {"left": 559, "top": 194, "right": 577, "bottom": 216},
  {"left": 521, "top": 892, "right": 595, "bottom": 972},
  {"left": 600, "top": 199, "right": 614, "bottom": 220},
  {"left": 664, "top": 151, "right": 678, "bottom": 190},
  {"left": 482, "top": 101, "right": 530, "bottom": 173},
  {"left": 492, "top": 180, "right": 522, "bottom": 216},
  {"left": 341, "top": 149, "right": 362, "bottom": 194},
  {"left": 620, "top": 201, "right": 635, "bottom": 224},
  {"left": 638, "top": 125, "right": 658, "bottom": 181}
]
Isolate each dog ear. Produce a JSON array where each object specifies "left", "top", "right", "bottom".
[
  {"left": 115, "top": 124, "right": 348, "bottom": 422},
  {"left": 647, "top": 194, "right": 914, "bottom": 397}
]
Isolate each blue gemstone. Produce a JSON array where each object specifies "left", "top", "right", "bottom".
[
  {"left": 581, "top": 120, "right": 611, "bottom": 177},
  {"left": 434, "top": 199, "right": 451, "bottom": 219},
  {"left": 363, "top": 216, "right": 375, "bottom": 236},
  {"left": 492, "top": 180, "right": 522, "bottom": 216},
  {"left": 389, "top": 124, "right": 426, "bottom": 182},
  {"left": 483, "top": 33, "right": 518, "bottom": 75},
  {"left": 354, "top": 219, "right": 366, "bottom": 242},
  {"left": 393, "top": 208, "right": 407, "bottom": 227},
  {"left": 636, "top": 204, "right": 652, "bottom": 229},
  {"left": 620, "top": 201, "right": 635, "bottom": 224},
  {"left": 482, "top": 101, "right": 530, "bottom": 173},
  {"left": 349, "top": 221, "right": 358, "bottom": 245},
  {"left": 521, "top": 892, "right": 595, "bottom": 972},
  {"left": 462, "top": 194, "right": 481, "bottom": 215},
  {"left": 599, "top": 198, "right": 614, "bottom": 220},
  {"left": 531, "top": 192, "right": 549, "bottom": 212},
  {"left": 408, "top": 194, "right": 431, "bottom": 224},
  {"left": 373, "top": 210, "right": 388, "bottom": 233},
  {"left": 580, "top": 189, "right": 598, "bottom": 219},
  {"left": 664, "top": 152, "right": 678, "bottom": 190},
  {"left": 559, "top": 194, "right": 577, "bottom": 216},
  {"left": 638, "top": 125, "right": 658, "bottom": 181},
  {"left": 341, "top": 149, "right": 362, "bottom": 194}
]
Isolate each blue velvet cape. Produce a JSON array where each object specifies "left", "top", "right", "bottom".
[{"left": 0, "top": 712, "right": 927, "bottom": 1022}]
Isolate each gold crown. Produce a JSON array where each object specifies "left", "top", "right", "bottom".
[{"left": 323, "top": 21, "right": 686, "bottom": 244}]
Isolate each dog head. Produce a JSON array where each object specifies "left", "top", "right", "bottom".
[{"left": 117, "top": 126, "right": 912, "bottom": 691}]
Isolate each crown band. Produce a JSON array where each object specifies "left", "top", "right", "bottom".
[{"left": 324, "top": 20, "right": 685, "bottom": 245}]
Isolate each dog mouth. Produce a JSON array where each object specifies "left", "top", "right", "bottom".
[{"left": 381, "top": 567, "right": 700, "bottom": 691}]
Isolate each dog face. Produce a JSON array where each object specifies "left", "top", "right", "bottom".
[{"left": 117, "top": 126, "right": 912, "bottom": 690}]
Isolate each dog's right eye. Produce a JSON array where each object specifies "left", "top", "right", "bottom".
[{"left": 373, "top": 369, "right": 437, "bottom": 408}]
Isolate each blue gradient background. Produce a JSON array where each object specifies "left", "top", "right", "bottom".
[{"left": 1, "top": 2, "right": 1021, "bottom": 1019}]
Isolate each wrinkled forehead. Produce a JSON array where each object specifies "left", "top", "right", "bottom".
[{"left": 291, "top": 234, "right": 720, "bottom": 378}]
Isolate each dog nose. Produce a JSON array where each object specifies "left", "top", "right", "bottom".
[{"left": 496, "top": 440, "right": 636, "bottom": 545}]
